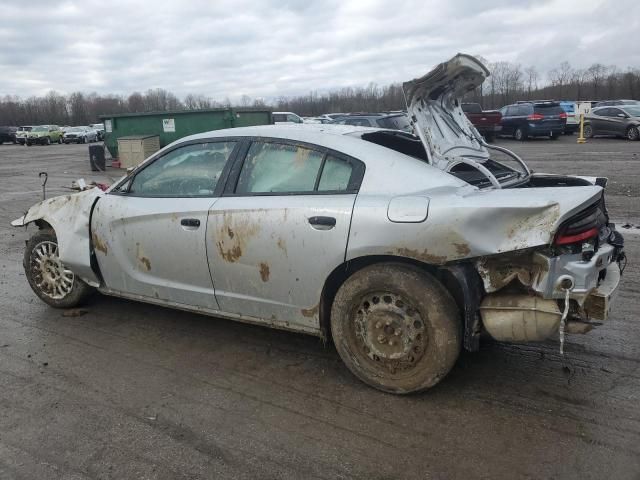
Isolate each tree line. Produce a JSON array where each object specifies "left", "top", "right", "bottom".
[{"left": 1, "top": 61, "right": 639, "bottom": 126}]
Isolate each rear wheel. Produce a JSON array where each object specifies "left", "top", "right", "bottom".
[
  {"left": 24, "top": 229, "right": 93, "bottom": 308},
  {"left": 584, "top": 124, "right": 594, "bottom": 138},
  {"left": 626, "top": 126, "right": 639, "bottom": 141},
  {"left": 330, "top": 263, "right": 461, "bottom": 394},
  {"left": 514, "top": 127, "right": 527, "bottom": 141}
]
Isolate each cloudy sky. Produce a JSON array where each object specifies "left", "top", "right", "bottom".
[{"left": 1, "top": 0, "right": 638, "bottom": 101}]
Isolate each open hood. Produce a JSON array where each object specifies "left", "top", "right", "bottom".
[{"left": 403, "top": 53, "right": 492, "bottom": 173}]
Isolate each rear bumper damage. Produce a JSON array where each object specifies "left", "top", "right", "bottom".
[{"left": 475, "top": 237, "right": 624, "bottom": 343}]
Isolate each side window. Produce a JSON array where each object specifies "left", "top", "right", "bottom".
[
  {"left": 129, "top": 142, "right": 236, "bottom": 197},
  {"left": 287, "top": 114, "right": 302, "bottom": 124},
  {"left": 273, "top": 114, "right": 287, "bottom": 122},
  {"left": 609, "top": 108, "right": 624, "bottom": 117},
  {"left": 504, "top": 106, "right": 515, "bottom": 116},
  {"left": 236, "top": 142, "right": 324, "bottom": 193},
  {"left": 318, "top": 155, "right": 353, "bottom": 191}
]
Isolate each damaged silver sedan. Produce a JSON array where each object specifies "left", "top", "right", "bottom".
[{"left": 12, "top": 54, "right": 625, "bottom": 393}]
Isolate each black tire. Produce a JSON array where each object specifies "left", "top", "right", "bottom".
[
  {"left": 330, "top": 262, "right": 461, "bottom": 394},
  {"left": 550, "top": 133, "right": 559, "bottom": 140},
  {"left": 58, "top": 136, "right": 63, "bottom": 144},
  {"left": 82, "top": 136, "right": 86, "bottom": 144},
  {"left": 584, "top": 124, "right": 594, "bottom": 138},
  {"left": 626, "top": 126, "right": 639, "bottom": 141},
  {"left": 514, "top": 127, "right": 527, "bottom": 141},
  {"left": 45, "top": 137, "right": 51, "bottom": 145},
  {"left": 24, "top": 229, "right": 94, "bottom": 308}
]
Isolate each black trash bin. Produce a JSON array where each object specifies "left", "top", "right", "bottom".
[{"left": 89, "top": 145, "right": 106, "bottom": 172}]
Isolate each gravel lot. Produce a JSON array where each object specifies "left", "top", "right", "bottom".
[{"left": 1, "top": 136, "right": 639, "bottom": 479}]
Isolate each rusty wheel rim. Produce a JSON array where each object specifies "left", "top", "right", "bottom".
[
  {"left": 30, "top": 241, "right": 75, "bottom": 300},
  {"left": 352, "top": 292, "right": 428, "bottom": 374}
]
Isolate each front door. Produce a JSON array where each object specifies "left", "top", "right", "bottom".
[
  {"left": 92, "top": 140, "right": 239, "bottom": 308},
  {"left": 206, "top": 140, "right": 363, "bottom": 332}
]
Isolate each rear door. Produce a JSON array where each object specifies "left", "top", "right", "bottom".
[
  {"left": 92, "top": 140, "right": 239, "bottom": 308},
  {"left": 206, "top": 139, "right": 364, "bottom": 332}
]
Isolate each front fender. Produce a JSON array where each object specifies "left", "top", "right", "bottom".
[{"left": 12, "top": 189, "right": 105, "bottom": 286}]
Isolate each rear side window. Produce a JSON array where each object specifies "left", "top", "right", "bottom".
[
  {"left": 234, "top": 142, "right": 363, "bottom": 195},
  {"left": 273, "top": 114, "right": 287, "bottom": 122},
  {"left": 236, "top": 142, "right": 324, "bottom": 193},
  {"left": 318, "top": 155, "right": 353, "bottom": 191}
]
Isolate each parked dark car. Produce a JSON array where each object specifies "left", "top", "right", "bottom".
[
  {"left": 499, "top": 101, "right": 567, "bottom": 140},
  {"left": 594, "top": 99, "right": 640, "bottom": 108},
  {"left": 0, "top": 126, "right": 17, "bottom": 144},
  {"left": 460, "top": 103, "right": 502, "bottom": 141},
  {"left": 335, "top": 113, "right": 413, "bottom": 132},
  {"left": 584, "top": 105, "right": 640, "bottom": 140}
]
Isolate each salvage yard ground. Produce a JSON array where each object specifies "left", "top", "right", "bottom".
[{"left": 0, "top": 136, "right": 639, "bottom": 479}]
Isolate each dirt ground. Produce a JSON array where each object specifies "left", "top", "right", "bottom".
[{"left": 1, "top": 136, "right": 639, "bottom": 479}]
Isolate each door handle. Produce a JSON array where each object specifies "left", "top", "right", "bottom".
[
  {"left": 308, "top": 216, "right": 336, "bottom": 230},
  {"left": 180, "top": 218, "right": 200, "bottom": 228}
]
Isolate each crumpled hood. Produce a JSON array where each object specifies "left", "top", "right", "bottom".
[{"left": 403, "top": 53, "right": 491, "bottom": 172}]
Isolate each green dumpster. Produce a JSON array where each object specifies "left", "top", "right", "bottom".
[{"left": 100, "top": 108, "right": 273, "bottom": 158}]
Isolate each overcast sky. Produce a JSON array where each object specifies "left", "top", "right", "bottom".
[{"left": 1, "top": 0, "right": 638, "bottom": 101}]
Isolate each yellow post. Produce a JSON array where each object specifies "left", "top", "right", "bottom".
[{"left": 577, "top": 113, "right": 586, "bottom": 144}]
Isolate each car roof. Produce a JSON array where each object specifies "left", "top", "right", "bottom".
[{"left": 152, "top": 125, "right": 469, "bottom": 195}]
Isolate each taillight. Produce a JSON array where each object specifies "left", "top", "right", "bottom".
[
  {"left": 555, "top": 227, "right": 598, "bottom": 245},
  {"left": 559, "top": 112, "right": 567, "bottom": 120},
  {"left": 527, "top": 113, "right": 544, "bottom": 121},
  {"left": 554, "top": 201, "right": 607, "bottom": 246}
]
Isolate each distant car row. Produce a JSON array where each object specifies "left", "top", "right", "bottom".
[
  {"left": 0, "top": 123, "right": 105, "bottom": 145},
  {"left": 461, "top": 99, "right": 639, "bottom": 141}
]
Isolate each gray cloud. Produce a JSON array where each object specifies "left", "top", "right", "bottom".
[{"left": 0, "top": 0, "right": 637, "bottom": 100}]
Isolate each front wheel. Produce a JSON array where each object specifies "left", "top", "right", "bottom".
[
  {"left": 45, "top": 137, "right": 51, "bottom": 145},
  {"left": 24, "top": 229, "right": 93, "bottom": 308},
  {"left": 330, "top": 263, "right": 461, "bottom": 394},
  {"left": 58, "top": 136, "right": 63, "bottom": 144},
  {"left": 626, "top": 126, "right": 639, "bottom": 141}
]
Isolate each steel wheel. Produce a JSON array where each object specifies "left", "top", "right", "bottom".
[
  {"left": 627, "top": 126, "right": 639, "bottom": 141},
  {"left": 331, "top": 263, "right": 460, "bottom": 394},
  {"left": 28, "top": 241, "right": 75, "bottom": 300},
  {"left": 352, "top": 292, "right": 428, "bottom": 374}
]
